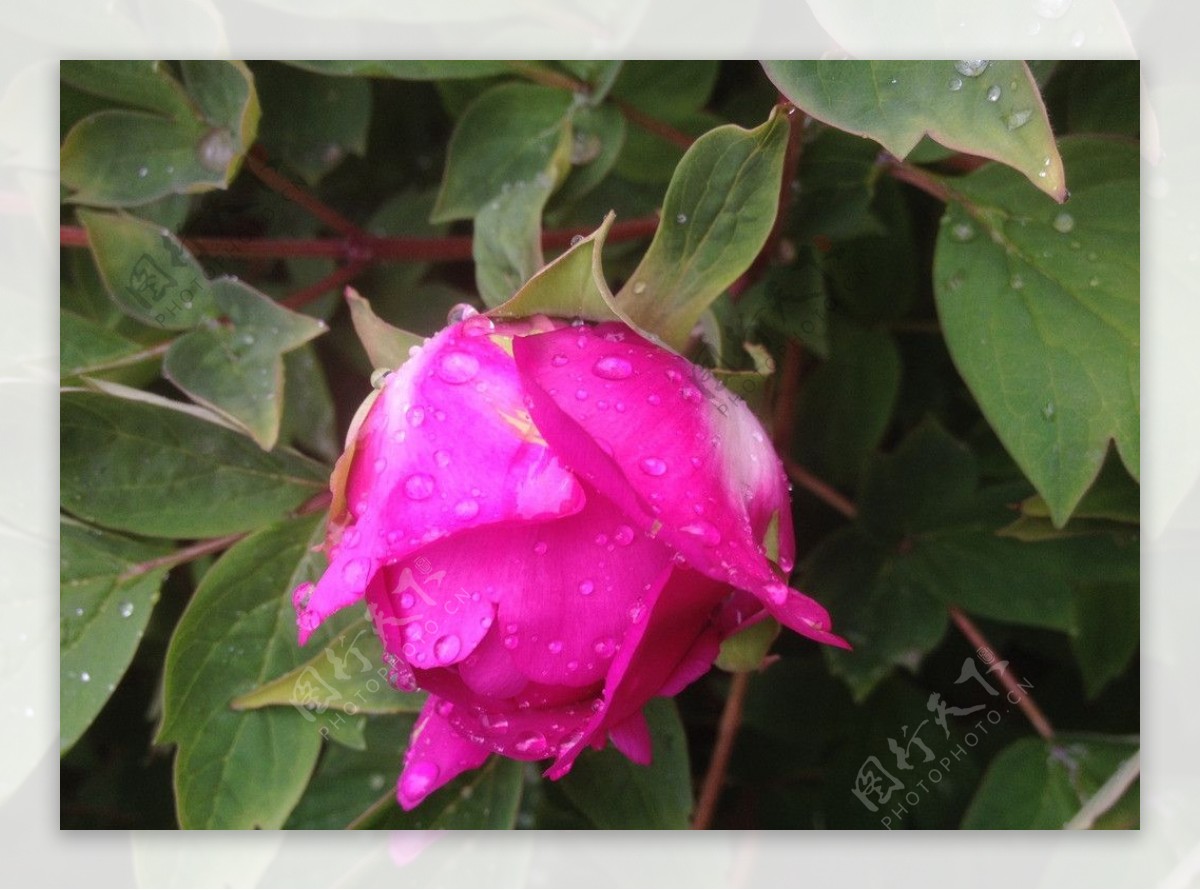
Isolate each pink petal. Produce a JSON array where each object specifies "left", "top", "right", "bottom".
[
  {"left": 295, "top": 319, "right": 585, "bottom": 643},
  {"left": 512, "top": 322, "right": 819, "bottom": 642},
  {"left": 608, "top": 711, "right": 652, "bottom": 764},
  {"left": 546, "top": 566, "right": 729, "bottom": 779},
  {"left": 456, "top": 624, "right": 529, "bottom": 699},
  {"left": 397, "top": 696, "right": 491, "bottom": 810}
]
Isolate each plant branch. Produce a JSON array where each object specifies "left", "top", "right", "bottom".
[
  {"left": 281, "top": 258, "right": 372, "bottom": 310},
  {"left": 245, "top": 147, "right": 367, "bottom": 239},
  {"left": 885, "top": 158, "right": 954, "bottom": 203},
  {"left": 610, "top": 98, "right": 696, "bottom": 150},
  {"left": 692, "top": 670, "right": 751, "bottom": 829},
  {"left": 947, "top": 607, "right": 1056, "bottom": 741}
]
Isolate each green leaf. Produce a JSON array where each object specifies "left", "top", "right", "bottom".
[
  {"left": 473, "top": 178, "right": 553, "bottom": 308},
  {"left": 933, "top": 137, "right": 1139, "bottom": 526},
  {"left": 962, "top": 735, "right": 1139, "bottom": 828},
  {"left": 559, "top": 60, "right": 623, "bottom": 103},
  {"left": 793, "top": 317, "right": 900, "bottom": 491},
  {"left": 362, "top": 757, "right": 525, "bottom": 829},
  {"left": 610, "top": 60, "right": 720, "bottom": 119},
  {"left": 791, "top": 125, "right": 884, "bottom": 242},
  {"left": 557, "top": 699, "right": 693, "bottom": 829},
  {"left": 231, "top": 617, "right": 425, "bottom": 718},
  {"left": 253, "top": 62, "right": 371, "bottom": 185},
  {"left": 345, "top": 287, "right": 424, "bottom": 370},
  {"left": 492, "top": 212, "right": 627, "bottom": 326},
  {"left": 551, "top": 103, "right": 626, "bottom": 212},
  {"left": 60, "top": 310, "right": 150, "bottom": 379},
  {"left": 763, "top": 60, "right": 1066, "bottom": 201},
  {"left": 61, "top": 61, "right": 258, "bottom": 207},
  {"left": 431, "top": 82, "right": 575, "bottom": 223},
  {"left": 1019, "top": 453, "right": 1140, "bottom": 525},
  {"left": 289, "top": 60, "right": 512, "bottom": 80},
  {"left": 78, "top": 209, "right": 216, "bottom": 329},
  {"left": 279, "top": 345, "right": 339, "bottom": 463},
  {"left": 614, "top": 107, "right": 789, "bottom": 351},
  {"left": 715, "top": 618, "right": 781, "bottom": 673},
  {"left": 157, "top": 515, "right": 331, "bottom": 828},
  {"left": 162, "top": 279, "right": 327, "bottom": 449},
  {"left": 284, "top": 714, "right": 417, "bottom": 829},
  {"left": 60, "top": 391, "right": 326, "bottom": 538},
  {"left": 739, "top": 250, "right": 830, "bottom": 358},
  {"left": 1070, "top": 580, "right": 1139, "bottom": 700},
  {"left": 60, "top": 520, "right": 171, "bottom": 752}
]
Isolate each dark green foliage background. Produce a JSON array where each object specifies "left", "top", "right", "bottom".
[{"left": 60, "top": 60, "right": 1139, "bottom": 829}]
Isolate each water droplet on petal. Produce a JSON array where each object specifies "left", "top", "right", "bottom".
[
  {"left": 955, "top": 59, "right": 989, "bottom": 77},
  {"left": 647, "top": 393, "right": 662, "bottom": 406},
  {"left": 639, "top": 457, "right": 668, "bottom": 477},
  {"left": 481, "top": 712, "right": 509, "bottom": 734},
  {"left": 447, "top": 302, "right": 479, "bottom": 324},
  {"left": 404, "top": 473, "right": 436, "bottom": 500},
  {"left": 628, "top": 600, "right": 646, "bottom": 623},
  {"left": 373, "top": 457, "right": 388, "bottom": 474},
  {"left": 633, "top": 281, "right": 647, "bottom": 295},
  {"left": 613, "top": 525, "right": 635, "bottom": 546},
  {"left": 1053, "top": 212, "right": 1075, "bottom": 234},
  {"left": 461, "top": 314, "right": 495, "bottom": 337},
  {"left": 453, "top": 499, "right": 479, "bottom": 519},
  {"left": 436, "top": 699, "right": 455, "bottom": 717},
  {"left": 343, "top": 557, "right": 371, "bottom": 587},
  {"left": 407, "top": 406, "right": 426, "bottom": 427},
  {"left": 592, "top": 355, "right": 633, "bottom": 380},
  {"left": 533, "top": 541, "right": 548, "bottom": 556},
  {"left": 593, "top": 636, "right": 617, "bottom": 658},
  {"left": 548, "top": 640, "right": 563, "bottom": 654},
  {"left": 765, "top": 582, "right": 789, "bottom": 605},
  {"left": 551, "top": 353, "right": 569, "bottom": 367},
  {"left": 575, "top": 388, "right": 589, "bottom": 401},
  {"left": 436, "top": 351, "right": 480, "bottom": 384},
  {"left": 503, "top": 634, "right": 519, "bottom": 649},
  {"left": 578, "top": 580, "right": 595, "bottom": 596},
  {"left": 985, "top": 85, "right": 1002, "bottom": 102},
  {"left": 514, "top": 731, "right": 548, "bottom": 756},
  {"left": 433, "top": 634, "right": 461, "bottom": 663},
  {"left": 434, "top": 450, "right": 451, "bottom": 468},
  {"left": 401, "top": 761, "right": 440, "bottom": 802},
  {"left": 681, "top": 520, "right": 722, "bottom": 547}
]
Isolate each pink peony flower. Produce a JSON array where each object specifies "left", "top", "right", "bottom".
[{"left": 293, "top": 309, "right": 847, "bottom": 810}]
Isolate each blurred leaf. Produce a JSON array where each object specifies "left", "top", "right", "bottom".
[
  {"left": 60, "top": 392, "right": 326, "bottom": 538},
  {"left": 345, "top": 287, "right": 424, "bottom": 369},
  {"left": 474, "top": 178, "right": 554, "bottom": 308},
  {"left": 763, "top": 60, "right": 1065, "bottom": 200},
  {"left": 933, "top": 137, "right": 1139, "bottom": 526},
  {"left": 279, "top": 345, "right": 340, "bottom": 463},
  {"left": 1018, "top": 453, "right": 1139, "bottom": 525},
  {"left": 290, "top": 60, "right": 512, "bottom": 80},
  {"left": 610, "top": 60, "right": 719, "bottom": 119},
  {"left": 615, "top": 107, "right": 789, "bottom": 351},
  {"left": 431, "top": 83, "right": 575, "bottom": 223},
  {"left": 253, "top": 62, "right": 371, "bottom": 185},
  {"left": 232, "top": 618, "right": 426, "bottom": 718},
  {"left": 792, "top": 125, "right": 884, "bottom": 242},
  {"left": 78, "top": 209, "right": 215, "bottom": 329},
  {"left": 60, "top": 311, "right": 149, "bottom": 378},
  {"left": 61, "top": 60, "right": 258, "bottom": 207},
  {"left": 284, "top": 714, "right": 417, "bottom": 829},
  {"left": 612, "top": 109, "right": 722, "bottom": 185},
  {"left": 1060, "top": 60, "right": 1140, "bottom": 138},
  {"left": 962, "top": 735, "right": 1138, "bottom": 828},
  {"left": 157, "top": 515, "right": 331, "bottom": 828},
  {"left": 1071, "top": 580, "right": 1139, "bottom": 700},
  {"left": 553, "top": 103, "right": 626, "bottom": 211},
  {"left": 363, "top": 757, "right": 525, "bottom": 829},
  {"left": 715, "top": 618, "right": 780, "bottom": 672},
  {"left": 162, "top": 279, "right": 327, "bottom": 449},
  {"left": 794, "top": 317, "right": 900, "bottom": 491},
  {"left": 364, "top": 188, "right": 448, "bottom": 293},
  {"left": 60, "top": 520, "right": 170, "bottom": 752},
  {"left": 560, "top": 60, "right": 623, "bottom": 103},
  {"left": 738, "top": 250, "right": 829, "bottom": 357},
  {"left": 558, "top": 699, "right": 692, "bottom": 829}
]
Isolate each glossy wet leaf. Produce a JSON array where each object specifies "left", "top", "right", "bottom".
[
  {"left": 162, "top": 279, "right": 327, "bottom": 449},
  {"left": 763, "top": 60, "right": 1065, "bottom": 200},
  {"left": 60, "top": 520, "right": 171, "bottom": 752},
  {"left": 615, "top": 107, "right": 789, "bottom": 350},
  {"left": 962, "top": 735, "right": 1139, "bottom": 829},
  {"left": 78, "top": 209, "right": 215, "bottom": 329},
  {"left": 933, "top": 137, "right": 1139, "bottom": 526},
  {"left": 60, "top": 311, "right": 149, "bottom": 378},
  {"left": 558, "top": 699, "right": 693, "bottom": 829},
  {"left": 61, "top": 60, "right": 258, "bottom": 207},
  {"left": 157, "top": 516, "right": 332, "bottom": 828},
  {"left": 431, "top": 83, "right": 575, "bottom": 223},
  {"left": 279, "top": 345, "right": 339, "bottom": 463},
  {"left": 60, "top": 392, "right": 326, "bottom": 538},
  {"left": 232, "top": 618, "right": 426, "bottom": 718}
]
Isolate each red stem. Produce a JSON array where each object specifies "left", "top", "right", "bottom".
[{"left": 245, "top": 147, "right": 367, "bottom": 239}]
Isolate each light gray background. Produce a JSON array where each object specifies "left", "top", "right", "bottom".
[{"left": 5, "top": 0, "right": 1191, "bottom": 885}]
